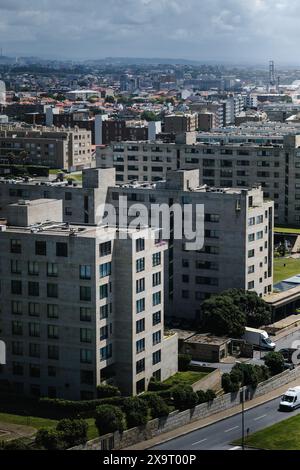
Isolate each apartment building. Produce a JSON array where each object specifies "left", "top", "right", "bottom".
[
  {"left": 164, "top": 113, "right": 198, "bottom": 134},
  {"left": 0, "top": 124, "right": 92, "bottom": 171},
  {"left": 96, "top": 132, "right": 300, "bottom": 226},
  {"left": 105, "top": 169, "right": 274, "bottom": 319},
  {"left": 0, "top": 199, "right": 177, "bottom": 399}
]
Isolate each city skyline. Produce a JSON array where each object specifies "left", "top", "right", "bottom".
[{"left": 1, "top": 0, "right": 300, "bottom": 64}]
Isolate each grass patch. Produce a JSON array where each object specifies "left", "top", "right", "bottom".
[
  {"left": 274, "top": 257, "right": 300, "bottom": 283},
  {"left": 0, "top": 412, "right": 99, "bottom": 441},
  {"left": 163, "top": 371, "right": 208, "bottom": 387},
  {"left": 274, "top": 226, "right": 300, "bottom": 235},
  {"left": 233, "top": 414, "right": 300, "bottom": 450}
]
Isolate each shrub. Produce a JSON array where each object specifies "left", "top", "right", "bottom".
[
  {"left": 35, "top": 429, "right": 65, "bottom": 450},
  {"left": 95, "top": 405, "right": 126, "bottom": 436},
  {"left": 232, "top": 363, "right": 259, "bottom": 388},
  {"left": 141, "top": 393, "right": 170, "bottom": 418},
  {"left": 264, "top": 351, "right": 285, "bottom": 376},
  {"left": 222, "top": 373, "right": 240, "bottom": 393},
  {"left": 123, "top": 397, "right": 149, "bottom": 428},
  {"left": 148, "top": 377, "right": 170, "bottom": 391},
  {"left": 56, "top": 418, "right": 88, "bottom": 447},
  {"left": 196, "top": 390, "right": 207, "bottom": 404},
  {"left": 96, "top": 385, "right": 121, "bottom": 399},
  {"left": 172, "top": 385, "right": 198, "bottom": 411},
  {"left": 178, "top": 354, "right": 192, "bottom": 372},
  {"left": 0, "top": 439, "right": 29, "bottom": 450}
]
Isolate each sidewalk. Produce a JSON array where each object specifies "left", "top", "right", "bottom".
[{"left": 124, "top": 376, "right": 300, "bottom": 450}]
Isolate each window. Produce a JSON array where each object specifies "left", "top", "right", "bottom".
[
  {"left": 257, "top": 231, "right": 264, "bottom": 240},
  {"left": 100, "top": 304, "right": 110, "bottom": 319},
  {"left": 11, "top": 280, "right": 22, "bottom": 295},
  {"left": 248, "top": 265, "right": 255, "bottom": 274},
  {"left": 27, "top": 281, "right": 39, "bottom": 297},
  {"left": 100, "top": 326, "right": 109, "bottom": 340},
  {"left": 182, "top": 290, "right": 189, "bottom": 299},
  {"left": 48, "top": 345, "right": 59, "bottom": 360},
  {"left": 136, "top": 358, "right": 145, "bottom": 374},
  {"left": 80, "top": 307, "right": 91, "bottom": 322},
  {"left": 153, "top": 311, "right": 161, "bottom": 326},
  {"left": 80, "top": 349, "right": 92, "bottom": 364},
  {"left": 182, "top": 274, "right": 189, "bottom": 283},
  {"left": 29, "top": 322, "right": 40, "bottom": 337},
  {"left": 136, "top": 338, "right": 145, "bottom": 354},
  {"left": 11, "top": 301, "right": 22, "bottom": 315},
  {"left": 153, "top": 331, "right": 161, "bottom": 346},
  {"left": 28, "top": 261, "right": 39, "bottom": 276},
  {"left": 152, "top": 272, "right": 161, "bottom": 287},
  {"left": 11, "top": 239, "right": 21, "bottom": 254},
  {"left": 48, "top": 325, "right": 59, "bottom": 339},
  {"left": 47, "top": 263, "right": 58, "bottom": 277},
  {"left": 182, "top": 259, "right": 189, "bottom": 268},
  {"left": 35, "top": 241, "right": 46, "bottom": 256},
  {"left": 47, "top": 283, "right": 58, "bottom": 298},
  {"left": 152, "top": 291, "right": 161, "bottom": 306},
  {"left": 80, "top": 328, "right": 92, "bottom": 343},
  {"left": 136, "top": 258, "right": 145, "bottom": 273},
  {"left": 56, "top": 242, "right": 68, "bottom": 257},
  {"left": 12, "top": 341, "right": 23, "bottom": 355},
  {"left": 100, "top": 262, "right": 111, "bottom": 278},
  {"left": 205, "top": 214, "right": 220, "bottom": 223},
  {"left": 248, "top": 233, "right": 255, "bottom": 242},
  {"left": 136, "top": 378, "right": 145, "bottom": 394},
  {"left": 80, "top": 286, "right": 91, "bottom": 302},
  {"left": 248, "top": 281, "right": 255, "bottom": 290},
  {"left": 248, "top": 249, "right": 255, "bottom": 258},
  {"left": 136, "top": 298, "right": 145, "bottom": 314},
  {"left": 136, "top": 238, "right": 145, "bottom": 252},
  {"left": 152, "top": 252, "right": 161, "bottom": 267},
  {"left": 100, "top": 284, "right": 109, "bottom": 299},
  {"left": 48, "top": 366, "right": 56, "bottom": 377},
  {"left": 100, "top": 344, "right": 112, "bottom": 361},
  {"left": 136, "top": 278, "right": 145, "bottom": 293},
  {"left": 28, "top": 302, "right": 40, "bottom": 317},
  {"left": 29, "top": 343, "right": 40, "bottom": 358},
  {"left": 100, "top": 241, "right": 111, "bottom": 257},
  {"left": 152, "top": 370, "right": 161, "bottom": 382},
  {"left": 65, "top": 192, "right": 72, "bottom": 201},
  {"left": 11, "top": 259, "right": 21, "bottom": 274},
  {"left": 30, "top": 364, "right": 40, "bottom": 378},
  {"left": 12, "top": 321, "right": 23, "bottom": 336},
  {"left": 256, "top": 215, "right": 264, "bottom": 224},
  {"left": 248, "top": 217, "right": 255, "bottom": 227},
  {"left": 153, "top": 350, "right": 161, "bottom": 365},
  {"left": 136, "top": 318, "right": 145, "bottom": 334},
  {"left": 47, "top": 304, "right": 58, "bottom": 319},
  {"left": 79, "top": 265, "right": 91, "bottom": 280},
  {"left": 12, "top": 362, "right": 23, "bottom": 376}
]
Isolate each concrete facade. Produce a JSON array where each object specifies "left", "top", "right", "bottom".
[{"left": 0, "top": 199, "right": 177, "bottom": 399}]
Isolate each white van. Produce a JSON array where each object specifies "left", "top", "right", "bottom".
[{"left": 279, "top": 387, "right": 300, "bottom": 411}]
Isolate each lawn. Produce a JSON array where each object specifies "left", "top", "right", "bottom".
[
  {"left": 274, "top": 226, "right": 300, "bottom": 235},
  {"left": 274, "top": 257, "right": 300, "bottom": 283},
  {"left": 235, "top": 414, "right": 300, "bottom": 450},
  {"left": 0, "top": 412, "right": 98, "bottom": 441},
  {"left": 163, "top": 371, "right": 208, "bottom": 387}
]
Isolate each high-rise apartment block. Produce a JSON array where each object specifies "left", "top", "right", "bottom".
[{"left": 0, "top": 199, "right": 178, "bottom": 399}]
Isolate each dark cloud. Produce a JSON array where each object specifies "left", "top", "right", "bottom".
[{"left": 0, "top": 0, "right": 299, "bottom": 62}]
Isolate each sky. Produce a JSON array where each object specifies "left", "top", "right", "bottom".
[{"left": 0, "top": 0, "right": 299, "bottom": 63}]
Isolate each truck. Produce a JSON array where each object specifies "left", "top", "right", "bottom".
[
  {"left": 242, "top": 327, "right": 276, "bottom": 350},
  {"left": 279, "top": 387, "right": 300, "bottom": 411}
]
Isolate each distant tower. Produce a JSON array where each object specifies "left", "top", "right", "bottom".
[{"left": 269, "top": 60, "right": 276, "bottom": 88}]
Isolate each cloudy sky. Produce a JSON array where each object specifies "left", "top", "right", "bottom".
[{"left": 0, "top": 0, "right": 299, "bottom": 63}]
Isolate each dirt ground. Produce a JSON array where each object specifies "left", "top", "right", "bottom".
[{"left": 0, "top": 422, "right": 36, "bottom": 442}]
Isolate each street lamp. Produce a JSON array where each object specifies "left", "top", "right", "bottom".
[{"left": 241, "top": 388, "right": 245, "bottom": 450}]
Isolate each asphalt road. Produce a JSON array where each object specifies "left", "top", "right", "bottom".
[{"left": 151, "top": 396, "right": 300, "bottom": 450}]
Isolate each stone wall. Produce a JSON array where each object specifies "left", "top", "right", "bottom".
[{"left": 71, "top": 366, "right": 300, "bottom": 450}]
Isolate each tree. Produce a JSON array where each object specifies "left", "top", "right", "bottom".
[
  {"left": 201, "top": 295, "right": 246, "bottom": 337},
  {"left": 141, "top": 111, "right": 160, "bottom": 121},
  {"left": 231, "top": 363, "right": 259, "bottom": 388},
  {"left": 35, "top": 429, "right": 65, "bottom": 450},
  {"left": 224, "top": 289, "right": 271, "bottom": 328},
  {"left": 122, "top": 397, "right": 149, "bottom": 428},
  {"left": 205, "top": 389, "right": 216, "bottom": 402},
  {"left": 95, "top": 405, "right": 125, "bottom": 435},
  {"left": 264, "top": 351, "right": 285, "bottom": 376},
  {"left": 141, "top": 393, "right": 170, "bottom": 418},
  {"left": 56, "top": 418, "right": 88, "bottom": 447},
  {"left": 221, "top": 373, "right": 240, "bottom": 393},
  {"left": 172, "top": 385, "right": 198, "bottom": 411},
  {"left": 178, "top": 354, "right": 192, "bottom": 371}
]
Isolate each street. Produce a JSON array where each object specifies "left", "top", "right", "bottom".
[{"left": 151, "top": 396, "right": 300, "bottom": 450}]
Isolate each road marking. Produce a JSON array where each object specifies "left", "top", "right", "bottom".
[
  {"left": 224, "top": 426, "right": 239, "bottom": 433},
  {"left": 254, "top": 414, "right": 267, "bottom": 421},
  {"left": 192, "top": 438, "right": 207, "bottom": 446},
  {"left": 229, "top": 446, "right": 241, "bottom": 451}
]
